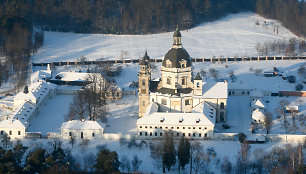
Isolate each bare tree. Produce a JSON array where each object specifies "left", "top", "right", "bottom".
[
  {"left": 209, "top": 68, "right": 219, "bottom": 81},
  {"left": 237, "top": 141, "right": 250, "bottom": 174},
  {"left": 221, "top": 156, "right": 232, "bottom": 174},
  {"left": 263, "top": 112, "right": 273, "bottom": 134},
  {"left": 120, "top": 155, "right": 131, "bottom": 173},
  {"left": 131, "top": 155, "right": 142, "bottom": 172},
  {"left": 67, "top": 91, "right": 87, "bottom": 120},
  {"left": 69, "top": 135, "right": 76, "bottom": 148}
]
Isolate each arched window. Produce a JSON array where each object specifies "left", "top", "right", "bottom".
[
  {"left": 220, "top": 102, "right": 225, "bottom": 109},
  {"left": 142, "top": 79, "right": 146, "bottom": 86},
  {"left": 182, "top": 77, "right": 186, "bottom": 85},
  {"left": 197, "top": 82, "right": 200, "bottom": 88},
  {"left": 167, "top": 77, "right": 171, "bottom": 85}
]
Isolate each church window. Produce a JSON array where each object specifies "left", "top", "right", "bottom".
[
  {"left": 177, "top": 127, "right": 179, "bottom": 129},
  {"left": 155, "top": 132, "right": 157, "bottom": 136},
  {"left": 145, "top": 126, "right": 147, "bottom": 128},
  {"left": 140, "top": 126, "right": 142, "bottom": 128},
  {"left": 155, "top": 126, "right": 157, "bottom": 129},
  {"left": 197, "top": 82, "right": 200, "bottom": 88},
  {"left": 141, "top": 89, "right": 146, "bottom": 94},
  {"left": 220, "top": 102, "right": 225, "bottom": 109},
  {"left": 167, "top": 77, "right": 171, "bottom": 85},
  {"left": 9, "top": 131, "right": 12, "bottom": 135},
  {"left": 152, "top": 99, "right": 154, "bottom": 102},
  {"left": 69, "top": 132, "right": 72, "bottom": 136},
  {"left": 142, "top": 101, "right": 146, "bottom": 106},
  {"left": 145, "top": 132, "right": 148, "bottom": 136},
  {"left": 185, "top": 100, "right": 190, "bottom": 105},
  {"left": 142, "top": 79, "right": 146, "bottom": 86},
  {"left": 92, "top": 132, "right": 95, "bottom": 137},
  {"left": 81, "top": 132, "right": 83, "bottom": 139},
  {"left": 188, "top": 133, "right": 191, "bottom": 137},
  {"left": 150, "top": 126, "right": 152, "bottom": 128},
  {"left": 188, "top": 127, "right": 191, "bottom": 129},
  {"left": 161, "top": 99, "right": 167, "bottom": 105},
  {"left": 18, "top": 131, "right": 21, "bottom": 135},
  {"left": 205, "top": 133, "right": 207, "bottom": 137},
  {"left": 180, "top": 61, "right": 187, "bottom": 68},
  {"left": 177, "top": 133, "right": 180, "bottom": 136},
  {"left": 140, "top": 132, "right": 142, "bottom": 136},
  {"left": 183, "top": 127, "right": 185, "bottom": 129},
  {"left": 160, "top": 126, "right": 162, "bottom": 129},
  {"left": 0, "top": 131, "right": 3, "bottom": 135},
  {"left": 171, "top": 127, "right": 174, "bottom": 129},
  {"left": 150, "top": 132, "right": 152, "bottom": 136},
  {"left": 182, "top": 78, "right": 186, "bottom": 85},
  {"left": 193, "top": 133, "right": 195, "bottom": 137},
  {"left": 183, "top": 133, "right": 185, "bottom": 136},
  {"left": 199, "top": 127, "right": 201, "bottom": 129},
  {"left": 160, "top": 132, "right": 163, "bottom": 136},
  {"left": 199, "top": 133, "right": 201, "bottom": 137}
]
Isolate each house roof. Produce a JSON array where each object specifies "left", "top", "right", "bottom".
[
  {"left": 139, "top": 51, "right": 150, "bottom": 65},
  {"left": 250, "top": 89, "right": 263, "bottom": 97},
  {"left": 137, "top": 101, "right": 216, "bottom": 127},
  {"left": 0, "top": 119, "right": 25, "bottom": 129},
  {"left": 54, "top": 72, "right": 103, "bottom": 82},
  {"left": 14, "top": 82, "right": 56, "bottom": 103},
  {"left": 194, "top": 73, "right": 202, "bottom": 80},
  {"left": 60, "top": 120, "right": 104, "bottom": 130},
  {"left": 228, "top": 82, "right": 250, "bottom": 90},
  {"left": 31, "top": 70, "right": 52, "bottom": 83},
  {"left": 202, "top": 81, "right": 228, "bottom": 98},
  {"left": 251, "top": 99, "right": 265, "bottom": 109},
  {"left": 10, "top": 101, "right": 36, "bottom": 128},
  {"left": 252, "top": 109, "right": 266, "bottom": 121}
]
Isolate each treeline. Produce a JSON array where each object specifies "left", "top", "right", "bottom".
[{"left": 256, "top": 0, "right": 306, "bottom": 37}]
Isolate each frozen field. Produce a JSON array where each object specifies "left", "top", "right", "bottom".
[
  {"left": 32, "top": 12, "right": 302, "bottom": 63},
  {"left": 28, "top": 95, "right": 74, "bottom": 134}
]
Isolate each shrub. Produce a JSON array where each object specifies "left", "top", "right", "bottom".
[
  {"left": 295, "top": 84, "right": 303, "bottom": 91},
  {"left": 222, "top": 124, "right": 231, "bottom": 129},
  {"left": 238, "top": 133, "right": 246, "bottom": 143},
  {"left": 287, "top": 75, "right": 296, "bottom": 83}
]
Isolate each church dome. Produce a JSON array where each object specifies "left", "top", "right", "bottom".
[{"left": 162, "top": 48, "right": 191, "bottom": 68}]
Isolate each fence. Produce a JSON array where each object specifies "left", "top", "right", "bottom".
[{"left": 32, "top": 56, "right": 306, "bottom": 67}]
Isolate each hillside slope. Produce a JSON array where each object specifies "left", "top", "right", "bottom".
[{"left": 32, "top": 12, "right": 303, "bottom": 63}]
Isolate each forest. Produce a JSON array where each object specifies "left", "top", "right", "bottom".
[{"left": 0, "top": 0, "right": 305, "bottom": 89}]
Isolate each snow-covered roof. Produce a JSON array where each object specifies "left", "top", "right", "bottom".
[
  {"left": 252, "top": 109, "right": 266, "bottom": 121},
  {"left": 14, "top": 82, "right": 56, "bottom": 103},
  {"left": 0, "top": 119, "right": 25, "bottom": 129},
  {"left": 10, "top": 102, "right": 36, "bottom": 127},
  {"left": 137, "top": 101, "right": 216, "bottom": 127},
  {"left": 285, "top": 105, "right": 299, "bottom": 111},
  {"left": 60, "top": 120, "right": 104, "bottom": 130},
  {"left": 55, "top": 72, "right": 103, "bottom": 82},
  {"left": 202, "top": 81, "right": 228, "bottom": 98},
  {"left": 144, "top": 102, "right": 159, "bottom": 116},
  {"left": 228, "top": 82, "right": 250, "bottom": 90},
  {"left": 31, "top": 70, "right": 52, "bottom": 83},
  {"left": 251, "top": 99, "right": 265, "bottom": 109}
]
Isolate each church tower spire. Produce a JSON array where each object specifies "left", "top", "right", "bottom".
[
  {"left": 138, "top": 51, "right": 151, "bottom": 117},
  {"left": 172, "top": 26, "right": 182, "bottom": 48}
]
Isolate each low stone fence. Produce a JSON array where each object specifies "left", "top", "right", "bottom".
[
  {"left": 56, "top": 89, "right": 79, "bottom": 95},
  {"left": 47, "top": 132, "right": 61, "bottom": 139},
  {"left": 213, "top": 133, "right": 238, "bottom": 141},
  {"left": 265, "top": 134, "right": 306, "bottom": 143},
  {"left": 25, "top": 132, "right": 41, "bottom": 139}
]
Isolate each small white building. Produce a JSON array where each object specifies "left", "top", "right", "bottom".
[
  {"left": 228, "top": 82, "right": 251, "bottom": 96},
  {"left": 137, "top": 101, "right": 216, "bottom": 139},
  {"left": 31, "top": 64, "right": 52, "bottom": 83},
  {"left": 252, "top": 108, "right": 266, "bottom": 123},
  {"left": 0, "top": 119, "right": 25, "bottom": 139},
  {"left": 60, "top": 120, "right": 104, "bottom": 140}
]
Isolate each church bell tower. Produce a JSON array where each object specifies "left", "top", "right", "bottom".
[{"left": 138, "top": 51, "right": 151, "bottom": 117}]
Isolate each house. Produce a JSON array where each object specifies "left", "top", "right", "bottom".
[
  {"left": 137, "top": 101, "right": 216, "bottom": 139},
  {"left": 228, "top": 82, "right": 251, "bottom": 96},
  {"left": 49, "top": 71, "right": 122, "bottom": 99},
  {"left": 252, "top": 108, "right": 266, "bottom": 123},
  {"left": 31, "top": 64, "right": 52, "bottom": 83},
  {"left": 285, "top": 105, "right": 299, "bottom": 113},
  {"left": 0, "top": 119, "right": 25, "bottom": 139},
  {"left": 60, "top": 120, "right": 104, "bottom": 140}
]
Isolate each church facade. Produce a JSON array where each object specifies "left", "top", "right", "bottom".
[{"left": 138, "top": 28, "right": 228, "bottom": 123}]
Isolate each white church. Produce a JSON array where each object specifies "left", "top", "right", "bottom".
[{"left": 137, "top": 28, "right": 228, "bottom": 138}]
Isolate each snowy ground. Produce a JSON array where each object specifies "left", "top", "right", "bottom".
[
  {"left": 105, "top": 95, "right": 139, "bottom": 134},
  {"left": 28, "top": 95, "right": 74, "bottom": 134},
  {"left": 32, "top": 12, "right": 303, "bottom": 63}
]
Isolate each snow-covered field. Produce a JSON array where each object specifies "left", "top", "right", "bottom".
[
  {"left": 32, "top": 12, "right": 302, "bottom": 63},
  {"left": 28, "top": 95, "right": 74, "bottom": 134}
]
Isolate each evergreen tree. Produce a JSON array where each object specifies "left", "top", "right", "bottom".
[
  {"left": 177, "top": 136, "right": 190, "bottom": 171},
  {"left": 163, "top": 130, "right": 176, "bottom": 172},
  {"left": 94, "top": 149, "right": 120, "bottom": 174}
]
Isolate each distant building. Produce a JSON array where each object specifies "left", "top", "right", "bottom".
[
  {"left": 252, "top": 108, "right": 266, "bottom": 123},
  {"left": 60, "top": 120, "right": 104, "bottom": 140},
  {"left": 0, "top": 119, "right": 25, "bottom": 139}
]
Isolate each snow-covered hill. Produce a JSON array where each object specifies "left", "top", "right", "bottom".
[{"left": 32, "top": 12, "right": 302, "bottom": 63}]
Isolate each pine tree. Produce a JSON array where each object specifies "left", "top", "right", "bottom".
[
  {"left": 94, "top": 149, "right": 120, "bottom": 174},
  {"left": 177, "top": 136, "right": 190, "bottom": 171}
]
